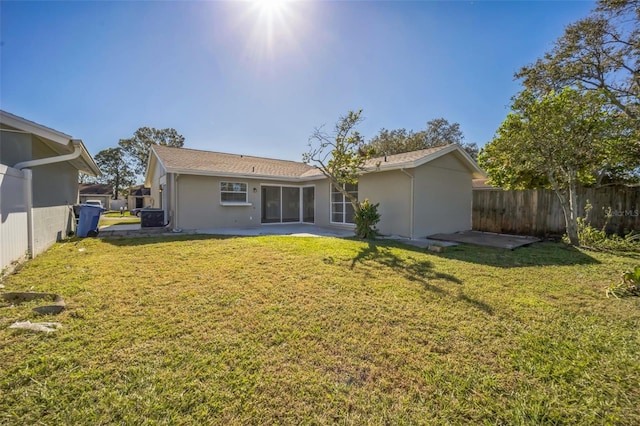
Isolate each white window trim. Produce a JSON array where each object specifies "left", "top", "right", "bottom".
[
  {"left": 220, "top": 181, "right": 249, "bottom": 205},
  {"left": 329, "top": 183, "right": 357, "bottom": 225}
]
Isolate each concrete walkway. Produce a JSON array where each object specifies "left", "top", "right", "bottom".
[{"left": 429, "top": 230, "right": 540, "bottom": 249}]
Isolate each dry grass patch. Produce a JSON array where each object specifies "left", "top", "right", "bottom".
[{"left": 1, "top": 236, "right": 639, "bottom": 424}]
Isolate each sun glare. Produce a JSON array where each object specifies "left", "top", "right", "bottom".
[
  {"left": 241, "top": 0, "right": 305, "bottom": 66},
  {"left": 255, "top": 0, "right": 289, "bottom": 16}
]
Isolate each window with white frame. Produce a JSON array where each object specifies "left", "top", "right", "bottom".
[
  {"left": 331, "top": 183, "right": 357, "bottom": 224},
  {"left": 220, "top": 182, "right": 248, "bottom": 203}
]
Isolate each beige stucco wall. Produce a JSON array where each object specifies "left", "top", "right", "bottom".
[
  {"left": 173, "top": 175, "right": 329, "bottom": 230},
  {"left": 29, "top": 137, "right": 79, "bottom": 208},
  {"left": 0, "top": 130, "right": 32, "bottom": 166},
  {"left": 1, "top": 132, "right": 78, "bottom": 207},
  {"left": 412, "top": 153, "right": 473, "bottom": 238},
  {"left": 359, "top": 169, "right": 412, "bottom": 237},
  {"left": 313, "top": 179, "right": 331, "bottom": 227}
]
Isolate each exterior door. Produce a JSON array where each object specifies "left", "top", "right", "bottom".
[{"left": 261, "top": 185, "right": 314, "bottom": 223}]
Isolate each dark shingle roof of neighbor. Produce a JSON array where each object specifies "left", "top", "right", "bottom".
[{"left": 79, "top": 183, "right": 112, "bottom": 195}]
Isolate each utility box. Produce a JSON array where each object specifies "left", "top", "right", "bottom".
[{"left": 140, "top": 209, "right": 164, "bottom": 228}]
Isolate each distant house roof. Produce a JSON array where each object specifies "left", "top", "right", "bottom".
[
  {"left": 129, "top": 185, "right": 150, "bottom": 196},
  {"left": 147, "top": 143, "right": 485, "bottom": 183},
  {"left": 472, "top": 178, "right": 495, "bottom": 189},
  {"left": 0, "top": 110, "right": 101, "bottom": 176},
  {"left": 80, "top": 183, "right": 112, "bottom": 196}
]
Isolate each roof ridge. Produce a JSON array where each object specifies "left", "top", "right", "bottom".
[{"left": 155, "top": 144, "right": 309, "bottom": 166}]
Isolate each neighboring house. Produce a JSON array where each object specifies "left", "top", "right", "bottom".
[
  {"left": 127, "top": 185, "right": 151, "bottom": 211},
  {"left": 79, "top": 183, "right": 112, "bottom": 209},
  {"left": 472, "top": 178, "right": 496, "bottom": 190},
  {"left": 145, "top": 143, "right": 485, "bottom": 238},
  {"left": 0, "top": 110, "right": 100, "bottom": 271}
]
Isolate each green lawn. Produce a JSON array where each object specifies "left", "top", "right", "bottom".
[
  {"left": 98, "top": 215, "right": 141, "bottom": 227},
  {"left": 1, "top": 236, "right": 639, "bottom": 424}
]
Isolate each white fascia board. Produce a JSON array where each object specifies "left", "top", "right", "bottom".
[
  {"left": 163, "top": 168, "right": 327, "bottom": 182},
  {"left": 0, "top": 110, "right": 72, "bottom": 146},
  {"left": 364, "top": 144, "right": 486, "bottom": 178},
  {"left": 144, "top": 147, "right": 160, "bottom": 187},
  {"left": 76, "top": 139, "right": 102, "bottom": 176}
]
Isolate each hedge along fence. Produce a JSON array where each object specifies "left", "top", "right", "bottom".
[{"left": 472, "top": 186, "right": 640, "bottom": 237}]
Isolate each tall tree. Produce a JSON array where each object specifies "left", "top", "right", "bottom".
[
  {"left": 94, "top": 147, "right": 136, "bottom": 200},
  {"left": 303, "top": 110, "right": 369, "bottom": 207},
  {"left": 118, "top": 127, "right": 185, "bottom": 176},
  {"left": 516, "top": 0, "right": 639, "bottom": 122},
  {"left": 303, "top": 110, "right": 381, "bottom": 238},
  {"left": 478, "top": 88, "right": 636, "bottom": 245},
  {"left": 78, "top": 172, "right": 96, "bottom": 184},
  {"left": 367, "top": 118, "right": 479, "bottom": 160}
]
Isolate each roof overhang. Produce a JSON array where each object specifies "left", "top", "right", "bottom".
[
  {"left": 0, "top": 110, "right": 101, "bottom": 176},
  {"left": 145, "top": 145, "right": 326, "bottom": 184},
  {"left": 363, "top": 144, "right": 486, "bottom": 179},
  {"left": 160, "top": 168, "right": 326, "bottom": 183}
]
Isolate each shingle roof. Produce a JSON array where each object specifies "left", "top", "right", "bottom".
[
  {"left": 151, "top": 143, "right": 484, "bottom": 180},
  {"left": 129, "top": 185, "right": 151, "bottom": 196},
  {"left": 363, "top": 145, "right": 449, "bottom": 168},
  {"left": 79, "top": 183, "right": 112, "bottom": 195},
  {"left": 153, "top": 145, "right": 320, "bottom": 179}
]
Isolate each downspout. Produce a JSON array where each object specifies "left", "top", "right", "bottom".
[
  {"left": 14, "top": 139, "right": 83, "bottom": 170},
  {"left": 400, "top": 168, "right": 414, "bottom": 240},
  {"left": 13, "top": 140, "right": 83, "bottom": 258},
  {"left": 173, "top": 173, "right": 181, "bottom": 232}
]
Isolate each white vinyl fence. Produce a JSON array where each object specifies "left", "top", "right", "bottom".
[{"left": 0, "top": 165, "right": 28, "bottom": 272}]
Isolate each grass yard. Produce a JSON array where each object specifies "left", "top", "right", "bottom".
[
  {"left": 1, "top": 236, "right": 639, "bottom": 424},
  {"left": 98, "top": 214, "right": 141, "bottom": 227}
]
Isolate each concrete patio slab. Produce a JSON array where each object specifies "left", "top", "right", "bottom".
[
  {"left": 428, "top": 230, "right": 540, "bottom": 249},
  {"left": 195, "top": 224, "right": 354, "bottom": 238}
]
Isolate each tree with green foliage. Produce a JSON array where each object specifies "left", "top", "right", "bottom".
[
  {"left": 303, "top": 109, "right": 381, "bottom": 238},
  {"left": 479, "top": 87, "right": 636, "bottom": 245},
  {"left": 516, "top": 0, "right": 639, "bottom": 122},
  {"left": 118, "top": 127, "right": 185, "bottom": 176},
  {"left": 94, "top": 147, "right": 136, "bottom": 200},
  {"left": 367, "top": 118, "right": 479, "bottom": 160}
]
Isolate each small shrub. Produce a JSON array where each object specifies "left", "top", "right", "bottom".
[
  {"left": 354, "top": 199, "right": 381, "bottom": 239},
  {"left": 570, "top": 201, "right": 640, "bottom": 253},
  {"left": 607, "top": 265, "right": 640, "bottom": 298}
]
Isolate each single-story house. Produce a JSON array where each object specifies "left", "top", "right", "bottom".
[
  {"left": 0, "top": 110, "right": 100, "bottom": 271},
  {"left": 472, "top": 178, "right": 496, "bottom": 190},
  {"left": 79, "top": 183, "right": 112, "bottom": 209},
  {"left": 127, "top": 185, "right": 151, "bottom": 211},
  {"left": 145, "top": 143, "right": 485, "bottom": 238}
]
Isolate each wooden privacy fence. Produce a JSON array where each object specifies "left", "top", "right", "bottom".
[{"left": 473, "top": 186, "right": 640, "bottom": 237}]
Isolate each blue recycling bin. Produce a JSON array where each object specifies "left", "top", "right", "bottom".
[{"left": 77, "top": 204, "right": 104, "bottom": 237}]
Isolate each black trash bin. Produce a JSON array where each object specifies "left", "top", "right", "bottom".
[{"left": 140, "top": 209, "right": 165, "bottom": 228}]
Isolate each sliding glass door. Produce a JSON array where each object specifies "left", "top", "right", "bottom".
[
  {"left": 302, "top": 187, "right": 314, "bottom": 223},
  {"left": 261, "top": 185, "right": 314, "bottom": 224}
]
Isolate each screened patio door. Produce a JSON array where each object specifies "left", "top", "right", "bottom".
[{"left": 261, "top": 186, "right": 314, "bottom": 224}]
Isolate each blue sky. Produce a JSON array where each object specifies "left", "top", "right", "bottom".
[{"left": 1, "top": 0, "right": 595, "bottom": 162}]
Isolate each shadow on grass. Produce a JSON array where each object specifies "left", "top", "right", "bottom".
[
  {"left": 349, "top": 240, "right": 496, "bottom": 315},
  {"left": 95, "top": 234, "right": 237, "bottom": 247},
  {"left": 350, "top": 240, "right": 462, "bottom": 290},
  {"left": 440, "top": 241, "right": 601, "bottom": 268}
]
